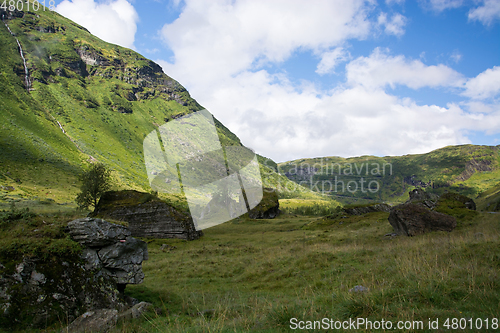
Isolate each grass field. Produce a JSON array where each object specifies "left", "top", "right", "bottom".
[{"left": 100, "top": 210, "right": 500, "bottom": 333}]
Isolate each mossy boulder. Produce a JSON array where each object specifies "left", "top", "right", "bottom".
[
  {"left": 437, "top": 192, "right": 476, "bottom": 210},
  {"left": 388, "top": 203, "right": 457, "bottom": 236},
  {"left": 434, "top": 192, "right": 478, "bottom": 222},
  {"left": 91, "top": 190, "right": 202, "bottom": 240},
  {"left": 247, "top": 188, "right": 280, "bottom": 219}
]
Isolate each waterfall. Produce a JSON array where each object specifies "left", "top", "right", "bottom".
[
  {"left": 3, "top": 21, "right": 31, "bottom": 91},
  {"left": 56, "top": 121, "right": 66, "bottom": 134}
]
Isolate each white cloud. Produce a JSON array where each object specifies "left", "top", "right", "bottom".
[
  {"left": 154, "top": 1, "right": 500, "bottom": 161},
  {"left": 463, "top": 66, "right": 500, "bottom": 100},
  {"left": 316, "top": 47, "right": 349, "bottom": 75},
  {"left": 423, "top": 0, "right": 464, "bottom": 12},
  {"left": 377, "top": 12, "right": 407, "bottom": 36},
  {"left": 56, "top": 0, "right": 139, "bottom": 49},
  {"left": 468, "top": 0, "right": 500, "bottom": 26},
  {"left": 449, "top": 50, "right": 462, "bottom": 63},
  {"left": 159, "top": 0, "right": 373, "bottom": 88},
  {"left": 345, "top": 48, "right": 465, "bottom": 90}
]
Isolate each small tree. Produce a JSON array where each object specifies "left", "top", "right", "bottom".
[{"left": 76, "top": 163, "right": 111, "bottom": 210}]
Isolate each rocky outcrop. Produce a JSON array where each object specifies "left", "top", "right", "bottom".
[
  {"left": 0, "top": 218, "right": 148, "bottom": 329},
  {"left": 0, "top": 253, "right": 127, "bottom": 329},
  {"left": 248, "top": 188, "right": 280, "bottom": 219},
  {"left": 457, "top": 158, "right": 493, "bottom": 181},
  {"left": 67, "top": 218, "right": 148, "bottom": 286},
  {"left": 91, "top": 190, "right": 202, "bottom": 240},
  {"left": 407, "top": 188, "right": 439, "bottom": 209},
  {"left": 437, "top": 192, "right": 476, "bottom": 211},
  {"left": 388, "top": 203, "right": 457, "bottom": 236},
  {"left": 343, "top": 203, "right": 390, "bottom": 215},
  {"left": 76, "top": 45, "right": 109, "bottom": 67},
  {"left": 387, "top": 188, "right": 477, "bottom": 236},
  {"left": 403, "top": 175, "right": 432, "bottom": 188}
]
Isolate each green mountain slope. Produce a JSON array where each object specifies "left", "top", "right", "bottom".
[
  {"left": 278, "top": 144, "right": 500, "bottom": 209},
  {"left": 0, "top": 4, "right": 323, "bottom": 209}
]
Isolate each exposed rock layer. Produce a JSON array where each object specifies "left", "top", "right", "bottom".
[
  {"left": 67, "top": 218, "right": 148, "bottom": 285},
  {"left": 91, "top": 190, "right": 203, "bottom": 240}
]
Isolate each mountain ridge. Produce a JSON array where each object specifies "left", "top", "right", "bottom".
[
  {"left": 0, "top": 4, "right": 320, "bottom": 210},
  {"left": 278, "top": 144, "right": 500, "bottom": 208}
]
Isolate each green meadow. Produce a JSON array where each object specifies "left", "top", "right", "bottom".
[
  {"left": 114, "top": 208, "right": 498, "bottom": 332},
  {"left": 2, "top": 204, "right": 498, "bottom": 332}
]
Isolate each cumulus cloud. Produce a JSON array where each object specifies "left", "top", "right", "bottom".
[
  {"left": 377, "top": 12, "right": 407, "bottom": 36},
  {"left": 463, "top": 66, "right": 500, "bottom": 100},
  {"left": 154, "top": 0, "right": 500, "bottom": 161},
  {"left": 56, "top": 0, "right": 139, "bottom": 49},
  {"left": 315, "top": 47, "right": 349, "bottom": 75},
  {"left": 159, "top": 0, "right": 373, "bottom": 88},
  {"left": 468, "top": 0, "right": 500, "bottom": 26},
  {"left": 345, "top": 48, "right": 465, "bottom": 90}
]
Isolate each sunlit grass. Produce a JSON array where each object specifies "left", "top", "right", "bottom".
[{"left": 116, "top": 211, "right": 500, "bottom": 332}]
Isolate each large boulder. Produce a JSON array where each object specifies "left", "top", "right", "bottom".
[
  {"left": 91, "top": 190, "right": 202, "bottom": 240},
  {"left": 389, "top": 203, "right": 457, "bottom": 236},
  {"left": 248, "top": 188, "right": 280, "bottom": 219},
  {"left": 67, "top": 218, "right": 148, "bottom": 286}
]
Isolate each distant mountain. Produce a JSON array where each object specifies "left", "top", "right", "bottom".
[
  {"left": 0, "top": 5, "right": 319, "bottom": 206},
  {"left": 278, "top": 145, "right": 500, "bottom": 209}
]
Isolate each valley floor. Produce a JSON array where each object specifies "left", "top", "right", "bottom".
[{"left": 116, "top": 211, "right": 500, "bottom": 332}]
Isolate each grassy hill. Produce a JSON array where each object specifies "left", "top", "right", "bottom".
[
  {"left": 0, "top": 3, "right": 325, "bottom": 212},
  {"left": 278, "top": 144, "right": 500, "bottom": 209}
]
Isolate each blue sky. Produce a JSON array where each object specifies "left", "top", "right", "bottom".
[{"left": 54, "top": 0, "right": 500, "bottom": 162}]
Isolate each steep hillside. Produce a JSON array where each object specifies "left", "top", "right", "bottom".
[
  {"left": 0, "top": 4, "right": 323, "bottom": 210},
  {"left": 278, "top": 145, "right": 500, "bottom": 208}
]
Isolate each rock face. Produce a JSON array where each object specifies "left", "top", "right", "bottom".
[
  {"left": 343, "top": 203, "right": 391, "bottom": 215},
  {"left": 388, "top": 203, "right": 457, "bottom": 236},
  {"left": 67, "top": 218, "right": 148, "bottom": 285},
  {"left": 407, "top": 188, "right": 439, "bottom": 209},
  {"left": 0, "top": 218, "right": 148, "bottom": 329},
  {"left": 248, "top": 188, "right": 280, "bottom": 219},
  {"left": 91, "top": 190, "right": 202, "bottom": 240},
  {"left": 0, "top": 253, "right": 127, "bottom": 329}
]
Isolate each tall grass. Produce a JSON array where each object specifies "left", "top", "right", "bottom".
[
  {"left": 279, "top": 199, "right": 341, "bottom": 216},
  {"left": 115, "top": 211, "right": 499, "bottom": 332}
]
